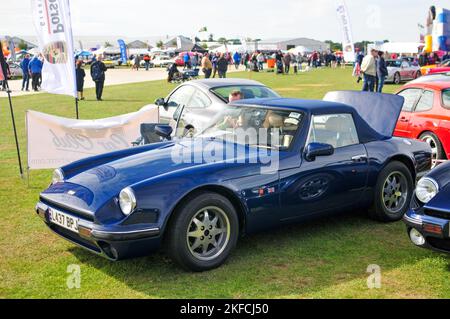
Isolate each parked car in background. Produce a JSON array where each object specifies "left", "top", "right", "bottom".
[
  {"left": 35, "top": 91, "right": 431, "bottom": 271},
  {"left": 394, "top": 81, "right": 450, "bottom": 164},
  {"left": 8, "top": 62, "right": 23, "bottom": 79},
  {"left": 386, "top": 60, "right": 422, "bottom": 84},
  {"left": 154, "top": 79, "right": 281, "bottom": 132},
  {"left": 152, "top": 56, "right": 176, "bottom": 68},
  {"left": 404, "top": 160, "right": 450, "bottom": 254},
  {"left": 102, "top": 59, "right": 116, "bottom": 69},
  {"left": 409, "top": 72, "right": 450, "bottom": 84},
  {"left": 427, "top": 59, "right": 450, "bottom": 75}
]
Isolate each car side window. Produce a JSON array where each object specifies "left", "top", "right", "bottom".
[
  {"left": 307, "top": 114, "right": 359, "bottom": 149},
  {"left": 398, "top": 89, "right": 422, "bottom": 112},
  {"left": 166, "top": 85, "right": 195, "bottom": 108},
  {"left": 188, "top": 89, "right": 211, "bottom": 109},
  {"left": 415, "top": 90, "right": 434, "bottom": 112},
  {"left": 443, "top": 90, "right": 450, "bottom": 109}
]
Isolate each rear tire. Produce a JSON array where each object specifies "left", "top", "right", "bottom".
[
  {"left": 393, "top": 72, "right": 401, "bottom": 84},
  {"left": 166, "top": 192, "right": 239, "bottom": 272},
  {"left": 415, "top": 71, "right": 421, "bottom": 79},
  {"left": 369, "top": 161, "right": 414, "bottom": 222},
  {"left": 419, "top": 132, "right": 446, "bottom": 166}
]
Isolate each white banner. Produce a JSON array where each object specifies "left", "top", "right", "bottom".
[
  {"left": 27, "top": 106, "right": 159, "bottom": 170},
  {"left": 336, "top": 0, "right": 356, "bottom": 63},
  {"left": 31, "top": 0, "right": 77, "bottom": 97}
]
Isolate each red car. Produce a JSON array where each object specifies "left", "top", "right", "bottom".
[
  {"left": 428, "top": 59, "right": 450, "bottom": 74},
  {"left": 394, "top": 81, "right": 450, "bottom": 162}
]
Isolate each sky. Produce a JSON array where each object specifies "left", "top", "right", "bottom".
[{"left": 1, "top": 0, "right": 448, "bottom": 42}]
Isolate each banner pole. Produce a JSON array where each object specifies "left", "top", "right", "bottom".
[
  {"left": 7, "top": 89, "right": 24, "bottom": 178},
  {"left": 75, "top": 97, "right": 79, "bottom": 119}
]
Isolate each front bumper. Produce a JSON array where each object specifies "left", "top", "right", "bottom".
[
  {"left": 36, "top": 201, "right": 162, "bottom": 260},
  {"left": 404, "top": 209, "right": 450, "bottom": 253}
]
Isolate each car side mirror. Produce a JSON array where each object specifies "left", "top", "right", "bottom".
[
  {"left": 305, "top": 143, "right": 334, "bottom": 162},
  {"left": 155, "top": 98, "right": 168, "bottom": 111},
  {"left": 155, "top": 125, "right": 173, "bottom": 140}
]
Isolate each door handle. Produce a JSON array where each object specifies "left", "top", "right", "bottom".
[
  {"left": 352, "top": 155, "right": 368, "bottom": 162},
  {"left": 399, "top": 117, "right": 409, "bottom": 123}
]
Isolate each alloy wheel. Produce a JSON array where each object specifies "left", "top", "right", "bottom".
[
  {"left": 382, "top": 171, "right": 408, "bottom": 214},
  {"left": 186, "top": 206, "right": 231, "bottom": 261}
]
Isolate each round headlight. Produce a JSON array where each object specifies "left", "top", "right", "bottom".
[
  {"left": 409, "top": 228, "right": 426, "bottom": 246},
  {"left": 52, "top": 168, "right": 65, "bottom": 185},
  {"left": 119, "top": 187, "right": 137, "bottom": 216},
  {"left": 416, "top": 177, "right": 439, "bottom": 204}
]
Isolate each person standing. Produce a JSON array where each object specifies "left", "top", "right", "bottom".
[
  {"left": 283, "top": 53, "right": 292, "bottom": 74},
  {"left": 217, "top": 53, "right": 228, "bottom": 78},
  {"left": 211, "top": 53, "right": 219, "bottom": 78},
  {"left": 134, "top": 55, "right": 141, "bottom": 71},
  {"left": 376, "top": 51, "right": 388, "bottom": 93},
  {"left": 75, "top": 60, "right": 86, "bottom": 100},
  {"left": 20, "top": 54, "right": 31, "bottom": 91},
  {"left": 201, "top": 53, "right": 213, "bottom": 79},
  {"left": 191, "top": 53, "right": 198, "bottom": 69},
  {"left": 257, "top": 51, "right": 265, "bottom": 71},
  {"left": 143, "top": 54, "right": 151, "bottom": 71},
  {"left": 28, "top": 55, "right": 43, "bottom": 92},
  {"left": 91, "top": 55, "right": 107, "bottom": 101},
  {"left": 183, "top": 53, "right": 191, "bottom": 70},
  {"left": 233, "top": 52, "right": 241, "bottom": 70},
  {"left": 360, "top": 49, "right": 377, "bottom": 92}
]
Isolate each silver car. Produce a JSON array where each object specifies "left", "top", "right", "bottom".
[
  {"left": 8, "top": 62, "right": 23, "bottom": 79},
  {"left": 386, "top": 60, "right": 421, "bottom": 84},
  {"left": 154, "top": 79, "right": 281, "bottom": 138}
]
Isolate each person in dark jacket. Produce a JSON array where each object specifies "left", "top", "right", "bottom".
[
  {"left": 20, "top": 54, "right": 31, "bottom": 91},
  {"left": 217, "top": 53, "right": 228, "bottom": 78},
  {"left": 75, "top": 60, "right": 86, "bottom": 100},
  {"left": 28, "top": 55, "right": 43, "bottom": 91},
  {"left": 376, "top": 51, "right": 388, "bottom": 93},
  {"left": 90, "top": 55, "right": 107, "bottom": 101}
]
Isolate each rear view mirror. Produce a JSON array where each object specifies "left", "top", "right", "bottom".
[
  {"left": 155, "top": 125, "right": 173, "bottom": 140},
  {"left": 155, "top": 98, "right": 168, "bottom": 111},
  {"left": 305, "top": 143, "right": 334, "bottom": 162}
]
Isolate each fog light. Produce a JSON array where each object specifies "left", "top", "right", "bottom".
[{"left": 410, "top": 229, "right": 426, "bottom": 246}]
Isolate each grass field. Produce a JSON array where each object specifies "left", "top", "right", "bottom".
[{"left": 1, "top": 68, "right": 449, "bottom": 299}]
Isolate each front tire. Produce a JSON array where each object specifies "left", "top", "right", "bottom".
[
  {"left": 166, "top": 192, "right": 239, "bottom": 272},
  {"left": 370, "top": 161, "right": 414, "bottom": 222}
]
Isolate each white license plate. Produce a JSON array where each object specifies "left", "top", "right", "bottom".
[{"left": 49, "top": 208, "right": 79, "bottom": 234}]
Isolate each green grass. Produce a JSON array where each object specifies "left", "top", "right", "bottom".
[{"left": 1, "top": 68, "right": 449, "bottom": 299}]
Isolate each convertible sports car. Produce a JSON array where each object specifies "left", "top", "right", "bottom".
[
  {"left": 36, "top": 92, "right": 432, "bottom": 271},
  {"left": 404, "top": 161, "right": 450, "bottom": 254}
]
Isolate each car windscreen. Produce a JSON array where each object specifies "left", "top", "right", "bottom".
[
  {"left": 443, "top": 89, "right": 450, "bottom": 108},
  {"left": 197, "top": 104, "right": 303, "bottom": 150},
  {"left": 386, "top": 60, "right": 401, "bottom": 67},
  {"left": 211, "top": 85, "right": 280, "bottom": 102}
]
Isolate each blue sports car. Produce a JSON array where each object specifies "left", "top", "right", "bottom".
[
  {"left": 36, "top": 91, "right": 432, "bottom": 271},
  {"left": 404, "top": 160, "right": 450, "bottom": 253}
]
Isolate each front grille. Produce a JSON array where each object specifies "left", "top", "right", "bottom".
[
  {"left": 50, "top": 224, "right": 101, "bottom": 253},
  {"left": 425, "top": 209, "right": 450, "bottom": 220},
  {"left": 427, "top": 237, "right": 450, "bottom": 252}
]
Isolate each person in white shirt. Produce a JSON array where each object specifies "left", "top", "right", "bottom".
[{"left": 360, "top": 49, "right": 378, "bottom": 92}]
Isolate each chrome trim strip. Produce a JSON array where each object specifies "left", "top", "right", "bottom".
[
  {"left": 403, "top": 214, "right": 423, "bottom": 226},
  {"left": 92, "top": 228, "right": 160, "bottom": 235}
]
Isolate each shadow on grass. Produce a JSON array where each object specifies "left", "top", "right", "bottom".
[{"left": 68, "top": 210, "right": 438, "bottom": 298}]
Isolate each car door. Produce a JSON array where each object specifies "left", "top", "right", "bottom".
[
  {"left": 163, "top": 85, "right": 196, "bottom": 129},
  {"left": 279, "top": 113, "right": 369, "bottom": 221},
  {"left": 400, "top": 61, "right": 411, "bottom": 79},
  {"left": 395, "top": 88, "right": 422, "bottom": 137},
  {"left": 408, "top": 89, "right": 436, "bottom": 137}
]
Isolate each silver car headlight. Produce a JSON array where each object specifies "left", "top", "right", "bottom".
[
  {"left": 416, "top": 177, "right": 439, "bottom": 204},
  {"left": 52, "top": 168, "right": 65, "bottom": 185},
  {"left": 119, "top": 187, "right": 137, "bottom": 216}
]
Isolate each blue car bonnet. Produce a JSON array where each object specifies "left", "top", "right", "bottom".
[{"left": 323, "top": 91, "right": 405, "bottom": 138}]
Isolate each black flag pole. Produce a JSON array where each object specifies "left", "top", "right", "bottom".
[
  {"left": 75, "top": 97, "right": 79, "bottom": 119},
  {"left": 0, "top": 41, "right": 24, "bottom": 178}
]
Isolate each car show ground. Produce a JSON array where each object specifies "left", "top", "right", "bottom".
[
  {"left": 1, "top": 66, "right": 246, "bottom": 97},
  {"left": 1, "top": 68, "right": 449, "bottom": 298}
]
